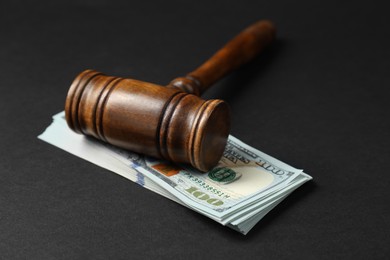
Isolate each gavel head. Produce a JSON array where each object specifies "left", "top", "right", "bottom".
[{"left": 65, "top": 70, "right": 230, "bottom": 172}]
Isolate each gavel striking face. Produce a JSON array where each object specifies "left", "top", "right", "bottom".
[{"left": 65, "top": 20, "right": 275, "bottom": 172}]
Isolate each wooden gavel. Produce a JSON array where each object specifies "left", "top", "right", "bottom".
[{"left": 65, "top": 20, "right": 275, "bottom": 172}]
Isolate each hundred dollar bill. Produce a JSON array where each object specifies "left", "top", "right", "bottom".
[
  {"left": 39, "top": 111, "right": 312, "bottom": 234},
  {"left": 105, "top": 133, "right": 305, "bottom": 221}
]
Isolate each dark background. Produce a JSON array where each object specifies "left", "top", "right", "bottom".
[{"left": 1, "top": 0, "right": 389, "bottom": 259}]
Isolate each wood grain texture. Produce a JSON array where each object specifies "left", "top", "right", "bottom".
[
  {"left": 65, "top": 20, "right": 275, "bottom": 171},
  {"left": 168, "top": 20, "right": 275, "bottom": 95},
  {"left": 65, "top": 70, "right": 230, "bottom": 171}
]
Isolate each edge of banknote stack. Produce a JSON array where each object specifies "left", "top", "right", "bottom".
[{"left": 38, "top": 112, "right": 312, "bottom": 235}]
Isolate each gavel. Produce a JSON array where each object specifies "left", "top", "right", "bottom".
[{"left": 65, "top": 20, "right": 275, "bottom": 172}]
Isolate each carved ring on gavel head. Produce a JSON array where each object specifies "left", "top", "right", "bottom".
[{"left": 65, "top": 20, "right": 276, "bottom": 172}]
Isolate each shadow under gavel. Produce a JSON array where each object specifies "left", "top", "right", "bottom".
[{"left": 65, "top": 20, "right": 275, "bottom": 172}]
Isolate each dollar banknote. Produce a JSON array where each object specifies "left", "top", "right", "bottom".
[
  {"left": 38, "top": 112, "right": 312, "bottom": 234},
  {"left": 106, "top": 135, "right": 305, "bottom": 222}
]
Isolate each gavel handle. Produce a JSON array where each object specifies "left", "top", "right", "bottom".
[{"left": 167, "top": 20, "right": 276, "bottom": 96}]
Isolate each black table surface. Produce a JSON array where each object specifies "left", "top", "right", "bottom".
[{"left": 1, "top": 0, "right": 389, "bottom": 259}]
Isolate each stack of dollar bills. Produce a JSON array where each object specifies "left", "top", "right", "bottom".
[{"left": 38, "top": 112, "right": 312, "bottom": 235}]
